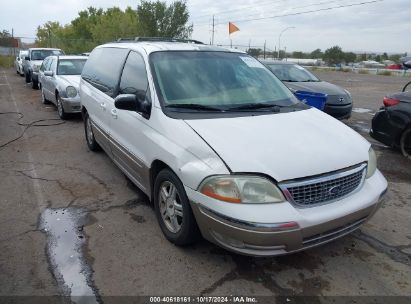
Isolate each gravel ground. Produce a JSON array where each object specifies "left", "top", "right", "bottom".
[{"left": 0, "top": 68, "right": 410, "bottom": 302}]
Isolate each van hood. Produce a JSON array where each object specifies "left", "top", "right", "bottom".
[{"left": 184, "top": 108, "right": 369, "bottom": 182}]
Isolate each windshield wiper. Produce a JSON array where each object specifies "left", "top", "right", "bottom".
[
  {"left": 282, "top": 79, "right": 299, "bottom": 82},
  {"left": 165, "top": 103, "right": 223, "bottom": 111},
  {"left": 300, "top": 79, "right": 319, "bottom": 82},
  {"left": 227, "top": 103, "right": 281, "bottom": 111}
]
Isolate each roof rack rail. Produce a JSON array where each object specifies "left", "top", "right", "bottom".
[{"left": 115, "top": 37, "right": 204, "bottom": 44}]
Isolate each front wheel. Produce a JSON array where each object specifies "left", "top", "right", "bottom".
[
  {"left": 56, "top": 94, "right": 67, "bottom": 120},
  {"left": 41, "top": 87, "right": 49, "bottom": 104},
  {"left": 154, "top": 169, "right": 199, "bottom": 245},
  {"left": 25, "top": 71, "right": 30, "bottom": 83},
  {"left": 400, "top": 127, "right": 411, "bottom": 159}
]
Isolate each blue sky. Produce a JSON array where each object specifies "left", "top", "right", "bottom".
[{"left": 0, "top": 0, "right": 409, "bottom": 53}]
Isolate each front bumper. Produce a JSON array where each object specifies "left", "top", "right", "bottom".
[
  {"left": 61, "top": 96, "right": 81, "bottom": 113},
  {"left": 187, "top": 170, "right": 387, "bottom": 256},
  {"left": 324, "top": 103, "right": 352, "bottom": 119},
  {"left": 370, "top": 107, "right": 401, "bottom": 147}
]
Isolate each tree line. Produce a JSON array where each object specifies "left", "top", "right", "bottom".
[
  {"left": 247, "top": 45, "right": 406, "bottom": 65},
  {"left": 34, "top": 0, "right": 192, "bottom": 54}
]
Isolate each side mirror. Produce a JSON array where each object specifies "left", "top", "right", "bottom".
[
  {"left": 114, "top": 94, "right": 151, "bottom": 115},
  {"left": 44, "top": 71, "right": 54, "bottom": 77},
  {"left": 25, "top": 56, "right": 30, "bottom": 61}
]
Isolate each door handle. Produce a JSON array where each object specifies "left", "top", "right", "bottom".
[
  {"left": 111, "top": 109, "right": 118, "bottom": 119},
  {"left": 100, "top": 102, "right": 106, "bottom": 110}
]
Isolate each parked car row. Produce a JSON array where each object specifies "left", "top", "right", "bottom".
[
  {"left": 15, "top": 39, "right": 388, "bottom": 257},
  {"left": 15, "top": 48, "right": 87, "bottom": 119}
]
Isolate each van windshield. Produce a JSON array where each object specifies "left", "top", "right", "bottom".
[{"left": 150, "top": 51, "right": 299, "bottom": 111}]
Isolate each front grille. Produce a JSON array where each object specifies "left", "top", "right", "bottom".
[{"left": 279, "top": 164, "right": 366, "bottom": 207}]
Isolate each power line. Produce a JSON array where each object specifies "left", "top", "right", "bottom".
[
  {"left": 207, "top": 0, "right": 348, "bottom": 24},
  {"left": 215, "top": 0, "right": 384, "bottom": 25},
  {"left": 192, "top": 0, "right": 290, "bottom": 20},
  {"left": 193, "top": 0, "right": 383, "bottom": 27}
]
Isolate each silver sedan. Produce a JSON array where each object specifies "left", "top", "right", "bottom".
[{"left": 38, "top": 55, "right": 87, "bottom": 119}]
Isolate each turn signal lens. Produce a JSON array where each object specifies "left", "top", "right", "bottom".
[
  {"left": 383, "top": 97, "right": 400, "bottom": 107},
  {"left": 366, "top": 147, "right": 377, "bottom": 178}
]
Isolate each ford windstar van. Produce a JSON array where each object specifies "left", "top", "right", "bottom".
[{"left": 79, "top": 38, "right": 387, "bottom": 256}]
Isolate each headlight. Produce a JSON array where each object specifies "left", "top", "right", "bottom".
[
  {"left": 344, "top": 89, "right": 352, "bottom": 100},
  {"left": 199, "top": 175, "right": 285, "bottom": 203},
  {"left": 66, "top": 86, "right": 78, "bottom": 98},
  {"left": 366, "top": 147, "right": 377, "bottom": 178}
]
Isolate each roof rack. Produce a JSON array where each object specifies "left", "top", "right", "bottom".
[{"left": 115, "top": 37, "right": 204, "bottom": 44}]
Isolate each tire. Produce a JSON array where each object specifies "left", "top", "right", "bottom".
[
  {"left": 154, "top": 169, "right": 199, "bottom": 246},
  {"left": 400, "top": 127, "right": 411, "bottom": 159},
  {"left": 25, "top": 71, "right": 30, "bottom": 83},
  {"left": 31, "top": 79, "right": 39, "bottom": 90},
  {"left": 84, "top": 112, "right": 101, "bottom": 151},
  {"left": 56, "top": 94, "right": 67, "bottom": 120},
  {"left": 41, "top": 87, "right": 49, "bottom": 104}
]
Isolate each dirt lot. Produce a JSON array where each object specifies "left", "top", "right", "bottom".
[{"left": 0, "top": 67, "right": 410, "bottom": 302}]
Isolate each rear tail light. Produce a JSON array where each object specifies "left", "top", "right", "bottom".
[{"left": 383, "top": 97, "right": 400, "bottom": 107}]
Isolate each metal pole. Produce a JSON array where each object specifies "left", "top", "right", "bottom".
[
  {"left": 264, "top": 40, "right": 266, "bottom": 59},
  {"left": 278, "top": 26, "right": 295, "bottom": 59},
  {"left": 211, "top": 15, "right": 215, "bottom": 45}
]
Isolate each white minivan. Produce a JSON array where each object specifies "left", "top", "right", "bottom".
[{"left": 79, "top": 38, "right": 387, "bottom": 256}]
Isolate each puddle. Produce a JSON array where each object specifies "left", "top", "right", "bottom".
[
  {"left": 352, "top": 108, "right": 372, "bottom": 114},
  {"left": 40, "top": 208, "right": 99, "bottom": 304}
]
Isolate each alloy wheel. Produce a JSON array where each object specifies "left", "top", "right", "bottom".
[{"left": 158, "top": 181, "right": 184, "bottom": 233}]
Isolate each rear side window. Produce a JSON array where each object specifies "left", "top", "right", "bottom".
[
  {"left": 82, "top": 47, "right": 129, "bottom": 97},
  {"left": 119, "top": 51, "right": 149, "bottom": 101}
]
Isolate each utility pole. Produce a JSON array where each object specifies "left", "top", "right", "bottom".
[
  {"left": 211, "top": 15, "right": 215, "bottom": 45},
  {"left": 263, "top": 40, "right": 266, "bottom": 59},
  {"left": 12, "top": 28, "right": 15, "bottom": 56}
]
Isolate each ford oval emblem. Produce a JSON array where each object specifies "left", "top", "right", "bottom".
[{"left": 328, "top": 185, "right": 342, "bottom": 196}]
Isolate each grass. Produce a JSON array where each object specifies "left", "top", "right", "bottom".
[
  {"left": 0, "top": 55, "right": 14, "bottom": 68},
  {"left": 358, "top": 69, "right": 369, "bottom": 74},
  {"left": 378, "top": 70, "right": 392, "bottom": 76}
]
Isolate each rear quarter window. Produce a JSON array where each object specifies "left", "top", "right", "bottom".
[{"left": 81, "top": 47, "right": 129, "bottom": 97}]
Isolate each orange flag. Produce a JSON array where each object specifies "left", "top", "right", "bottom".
[{"left": 229, "top": 22, "right": 240, "bottom": 35}]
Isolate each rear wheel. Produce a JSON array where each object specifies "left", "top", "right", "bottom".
[
  {"left": 400, "top": 127, "right": 411, "bottom": 159},
  {"left": 154, "top": 169, "right": 199, "bottom": 245},
  {"left": 84, "top": 112, "right": 101, "bottom": 151},
  {"left": 31, "top": 79, "right": 39, "bottom": 90}
]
